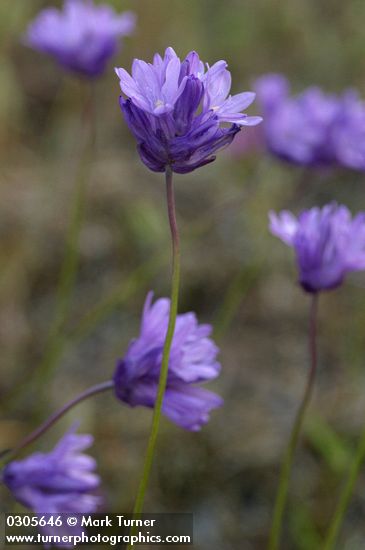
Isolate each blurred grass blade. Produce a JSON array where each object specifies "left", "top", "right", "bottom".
[
  {"left": 69, "top": 252, "right": 168, "bottom": 343},
  {"left": 288, "top": 501, "right": 322, "bottom": 550},
  {"left": 305, "top": 414, "right": 352, "bottom": 475},
  {"left": 213, "top": 261, "right": 262, "bottom": 341}
]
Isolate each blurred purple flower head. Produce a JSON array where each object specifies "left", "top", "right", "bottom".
[
  {"left": 114, "top": 292, "right": 223, "bottom": 431},
  {"left": 115, "top": 47, "right": 262, "bottom": 173},
  {"left": 254, "top": 74, "right": 365, "bottom": 170},
  {"left": 331, "top": 91, "right": 365, "bottom": 171},
  {"left": 25, "top": 0, "right": 136, "bottom": 77},
  {"left": 269, "top": 203, "right": 365, "bottom": 292},
  {"left": 2, "top": 427, "right": 100, "bottom": 523}
]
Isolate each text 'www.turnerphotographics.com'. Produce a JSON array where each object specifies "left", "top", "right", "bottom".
[{"left": 3, "top": 514, "right": 193, "bottom": 546}]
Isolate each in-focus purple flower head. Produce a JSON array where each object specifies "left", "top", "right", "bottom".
[
  {"left": 25, "top": 0, "right": 136, "bottom": 77},
  {"left": 113, "top": 292, "right": 223, "bottom": 431},
  {"left": 115, "top": 47, "right": 262, "bottom": 173},
  {"left": 254, "top": 74, "right": 365, "bottom": 171},
  {"left": 2, "top": 427, "right": 101, "bottom": 523},
  {"left": 269, "top": 203, "right": 365, "bottom": 293}
]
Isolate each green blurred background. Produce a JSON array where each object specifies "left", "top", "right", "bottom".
[{"left": 2, "top": 1, "right": 365, "bottom": 548}]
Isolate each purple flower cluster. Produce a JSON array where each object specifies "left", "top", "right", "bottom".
[
  {"left": 114, "top": 292, "right": 223, "bottom": 431},
  {"left": 25, "top": 0, "right": 136, "bottom": 77},
  {"left": 12, "top": 4, "right": 365, "bottom": 539},
  {"left": 269, "top": 203, "right": 365, "bottom": 292},
  {"left": 3, "top": 428, "right": 100, "bottom": 520},
  {"left": 255, "top": 74, "right": 365, "bottom": 170},
  {"left": 115, "top": 47, "right": 262, "bottom": 173}
]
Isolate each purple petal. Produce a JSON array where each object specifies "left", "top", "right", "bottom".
[
  {"left": 163, "top": 385, "right": 223, "bottom": 431},
  {"left": 269, "top": 210, "right": 298, "bottom": 246}
]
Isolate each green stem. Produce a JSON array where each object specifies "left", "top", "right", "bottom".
[
  {"left": 323, "top": 424, "right": 365, "bottom": 549},
  {"left": 128, "top": 167, "right": 180, "bottom": 542},
  {"left": 268, "top": 293, "right": 319, "bottom": 550}
]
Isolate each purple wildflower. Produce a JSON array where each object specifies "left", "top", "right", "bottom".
[
  {"left": 25, "top": 0, "right": 136, "bottom": 77},
  {"left": 255, "top": 74, "right": 339, "bottom": 166},
  {"left": 269, "top": 203, "right": 365, "bottom": 292},
  {"left": 115, "top": 47, "right": 262, "bottom": 173},
  {"left": 255, "top": 74, "right": 365, "bottom": 170},
  {"left": 113, "top": 292, "right": 223, "bottom": 431},
  {"left": 331, "top": 91, "right": 365, "bottom": 171},
  {"left": 2, "top": 427, "right": 100, "bottom": 524}
]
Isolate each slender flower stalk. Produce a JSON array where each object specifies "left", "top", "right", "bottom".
[
  {"left": 268, "top": 203, "right": 365, "bottom": 548},
  {"left": 128, "top": 167, "right": 180, "bottom": 538},
  {"left": 115, "top": 50, "right": 249, "bottom": 543},
  {"left": 0, "top": 381, "right": 114, "bottom": 470},
  {"left": 323, "top": 426, "right": 365, "bottom": 549},
  {"left": 268, "top": 294, "right": 319, "bottom": 550}
]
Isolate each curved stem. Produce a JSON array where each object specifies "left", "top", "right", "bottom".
[
  {"left": 129, "top": 167, "right": 180, "bottom": 539},
  {"left": 323, "top": 423, "right": 365, "bottom": 549},
  {"left": 268, "top": 293, "right": 319, "bottom": 550},
  {"left": 1, "top": 380, "right": 113, "bottom": 468}
]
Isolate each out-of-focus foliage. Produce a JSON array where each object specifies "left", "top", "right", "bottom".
[{"left": 2, "top": 1, "right": 365, "bottom": 548}]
